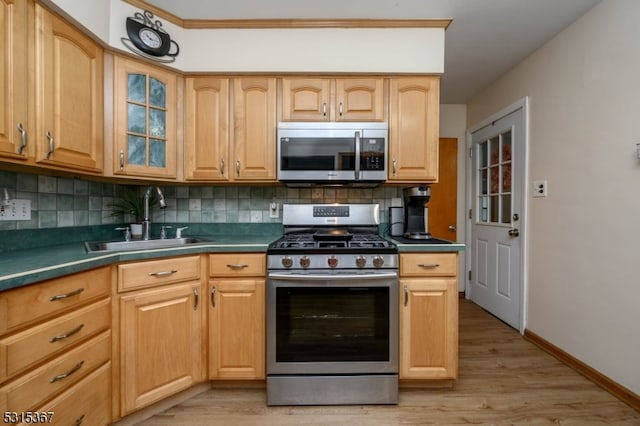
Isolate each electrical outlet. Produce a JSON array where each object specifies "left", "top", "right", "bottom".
[
  {"left": 269, "top": 202, "right": 279, "bottom": 219},
  {"left": 532, "top": 180, "right": 548, "bottom": 198},
  {"left": 0, "top": 199, "right": 31, "bottom": 220}
]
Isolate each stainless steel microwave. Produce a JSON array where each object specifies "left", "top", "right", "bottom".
[{"left": 277, "top": 122, "right": 388, "bottom": 186}]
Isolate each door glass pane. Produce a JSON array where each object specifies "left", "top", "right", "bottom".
[
  {"left": 149, "top": 78, "right": 166, "bottom": 107},
  {"left": 501, "top": 194, "right": 511, "bottom": 224},
  {"left": 490, "top": 195, "right": 499, "bottom": 223},
  {"left": 480, "top": 142, "right": 488, "bottom": 167},
  {"left": 480, "top": 196, "right": 488, "bottom": 222},
  {"left": 480, "top": 169, "right": 488, "bottom": 195},
  {"left": 127, "top": 104, "right": 146, "bottom": 134},
  {"left": 502, "top": 163, "right": 512, "bottom": 192},
  {"left": 502, "top": 131, "right": 512, "bottom": 161},
  {"left": 149, "top": 139, "right": 166, "bottom": 168},
  {"left": 149, "top": 108, "right": 166, "bottom": 137},
  {"left": 127, "top": 74, "right": 146, "bottom": 103},
  {"left": 489, "top": 136, "right": 500, "bottom": 165},
  {"left": 490, "top": 165, "right": 499, "bottom": 194},
  {"left": 127, "top": 135, "right": 146, "bottom": 165}
]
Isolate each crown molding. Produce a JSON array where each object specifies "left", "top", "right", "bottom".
[{"left": 122, "top": 0, "right": 451, "bottom": 30}]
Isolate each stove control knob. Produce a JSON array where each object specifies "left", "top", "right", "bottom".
[
  {"left": 300, "top": 256, "right": 311, "bottom": 268},
  {"left": 328, "top": 256, "right": 338, "bottom": 268},
  {"left": 373, "top": 256, "right": 385, "bottom": 268},
  {"left": 356, "top": 256, "right": 367, "bottom": 268},
  {"left": 281, "top": 256, "right": 293, "bottom": 268}
]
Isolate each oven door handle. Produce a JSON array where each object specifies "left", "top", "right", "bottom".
[{"left": 268, "top": 272, "right": 397, "bottom": 281}]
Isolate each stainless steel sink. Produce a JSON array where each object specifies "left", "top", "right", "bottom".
[{"left": 85, "top": 237, "right": 212, "bottom": 253}]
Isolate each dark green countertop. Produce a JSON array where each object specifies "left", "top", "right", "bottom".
[
  {"left": 0, "top": 224, "right": 464, "bottom": 292},
  {"left": 0, "top": 234, "right": 278, "bottom": 292}
]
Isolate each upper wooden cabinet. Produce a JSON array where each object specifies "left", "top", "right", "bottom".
[
  {"left": 184, "top": 76, "right": 276, "bottom": 182},
  {"left": 388, "top": 76, "right": 440, "bottom": 182},
  {"left": 0, "top": 0, "right": 30, "bottom": 162},
  {"left": 112, "top": 56, "right": 177, "bottom": 180},
  {"left": 281, "top": 77, "right": 385, "bottom": 122},
  {"left": 184, "top": 77, "right": 229, "bottom": 181},
  {"left": 34, "top": 3, "right": 103, "bottom": 173},
  {"left": 233, "top": 77, "right": 277, "bottom": 181}
]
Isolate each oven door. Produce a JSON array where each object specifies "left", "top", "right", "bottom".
[{"left": 267, "top": 271, "right": 398, "bottom": 375}]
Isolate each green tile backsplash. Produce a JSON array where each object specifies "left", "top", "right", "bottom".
[{"left": 0, "top": 170, "right": 404, "bottom": 231}]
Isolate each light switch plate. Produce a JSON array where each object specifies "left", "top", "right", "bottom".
[
  {"left": 0, "top": 199, "right": 31, "bottom": 220},
  {"left": 532, "top": 180, "right": 548, "bottom": 197}
]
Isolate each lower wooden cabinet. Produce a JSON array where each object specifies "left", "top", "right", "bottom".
[
  {"left": 208, "top": 279, "right": 265, "bottom": 379},
  {"left": 399, "top": 252, "right": 458, "bottom": 380},
  {"left": 208, "top": 253, "right": 265, "bottom": 380},
  {"left": 119, "top": 281, "right": 204, "bottom": 415},
  {"left": 25, "top": 361, "right": 111, "bottom": 426}
]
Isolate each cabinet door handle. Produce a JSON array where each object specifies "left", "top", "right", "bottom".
[
  {"left": 236, "top": 160, "right": 240, "bottom": 176},
  {"left": 119, "top": 149, "right": 125, "bottom": 171},
  {"left": 17, "top": 123, "right": 27, "bottom": 155},
  {"left": 49, "top": 287, "right": 84, "bottom": 301},
  {"left": 193, "top": 287, "right": 199, "bottom": 310},
  {"left": 50, "top": 360, "right": 84, "bottom": 383},
  {"left": 220, "top": 158, "right": 225, "bottom": 176},
  {"left": 210, "top": 286, "right": 216, "bottom": 307},
  {"left": 404, "top": 285, "right": 409, "bottom": 307},
  {"left": 392, "top": 159, "right": 397, "bottom": 175},
  {"left": 50, "top": 323, "right": 84, "bottom": 343},
  {"left": 418, "top": 263, "right": 440, "bottom": 269},
  {"left": 322, "top": 102, "right": 327, "bottom": 118},
  {"left": 226, "top": 263, "right": 249, "bottom": 269},
  {"left": 339, "top": 102, "right": 343, "bottom": 117},
  {"left": 148, "top": 269, "right": 178, "bottom": 277},
  {"left": 45, "top": 131, "right": 55, "bottom": 159},
  {"left": 74, "top": 414, "right": 85, "bottom": 426}
]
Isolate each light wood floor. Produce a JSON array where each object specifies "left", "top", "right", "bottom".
[{"left": 138, "top": 300, "right": 640, "bottom": 425}]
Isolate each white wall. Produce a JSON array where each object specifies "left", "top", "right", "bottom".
[
  {"left": 440, "top": 104, "right": 467, "bottom": 291},
  {"left": 467, "top": 0, "right": 640, "bottom": 395},
  {"left": 46, "top": 0, "right": 444, "bottom": 75}
]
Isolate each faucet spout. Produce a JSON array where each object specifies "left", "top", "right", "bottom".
[{"left": 142, "top": 186, "right": 167, "bottom": 240}]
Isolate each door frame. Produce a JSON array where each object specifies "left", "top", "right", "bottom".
[{"left": 465, "top": 97, "right": 530, "bottom": 334}]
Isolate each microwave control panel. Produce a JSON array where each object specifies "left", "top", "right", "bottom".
[{"left": 361, "top": 138, "right": 385, "bottom": 170}]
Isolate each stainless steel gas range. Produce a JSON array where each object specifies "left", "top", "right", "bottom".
[{"left": 266, "top": 204, "right": 399, "bottom": 406}]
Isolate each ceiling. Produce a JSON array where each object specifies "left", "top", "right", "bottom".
[{"left": 143, "top": 0, "right": 601, "bottom": 104}]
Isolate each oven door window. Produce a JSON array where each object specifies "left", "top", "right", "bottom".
[
  {"left": 280, "top": 137, "right": 355, "bottom": 171},
  {"left": 275, "top": 286, "right": 390, "bottom": 362}
]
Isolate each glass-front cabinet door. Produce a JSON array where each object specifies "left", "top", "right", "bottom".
[{"left": 113, "top": 56, "right": 177, "bottom": 179}]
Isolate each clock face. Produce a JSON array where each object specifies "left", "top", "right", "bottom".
[{"left": 139, "top": 28, "right": 162, "bottom": 49}]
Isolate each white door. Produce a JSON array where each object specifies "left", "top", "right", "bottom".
[{"left": 469, "top": 106, "right": 525, "bottom": 330}]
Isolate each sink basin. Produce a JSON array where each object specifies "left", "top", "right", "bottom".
[{"left": 85, "top": 237, "right": 212, "bottom": 253}]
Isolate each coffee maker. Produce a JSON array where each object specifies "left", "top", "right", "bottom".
[{"left": 403, "top": 186, "right": 432, "bottom": 239}]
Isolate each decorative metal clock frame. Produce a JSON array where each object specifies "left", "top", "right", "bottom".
[{"left": 121, "top": 10, "right": 180, "bottom": 63}]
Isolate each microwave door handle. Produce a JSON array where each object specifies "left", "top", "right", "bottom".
[{"left": 354, "top": 131, "right": 361, "bottom": 180}]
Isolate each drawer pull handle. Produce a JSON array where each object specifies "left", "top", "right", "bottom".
[
  {"left": 148, "top": 269, "right": 178, "bottom": 277},
  {"left": 418, "top": 263, "right": 440, "bottom": 269},
  {"left": 50, "top": 323, "right": 84, "bottom": 343},
  {"left": 74, "top": 414, "right": 85, "bottom": 426},
  {"left": 226, "top": 264, "right": 248, "bottom": 269},
  {"left": 49, "top": 287, "right": 85, "bottom": 301},
  {"left": 50, "top": 360, "right": 84, "bottom": 383}
]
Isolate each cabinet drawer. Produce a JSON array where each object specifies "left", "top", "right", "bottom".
[
  {"left": 0, "top": 298, "right": 110, "bottom": 382},
  {"left": 118, "top": 255, "right": 200, "bottom": 291},
  {"left": 24, "top": 361, "right": 111, "bottom": 426},
  {"left": 209, "top": 253, "right": 265, "bottom": 277},
  {"left": 0, "top": 331, "right": 110, "bottom": 413},
  {"left": 400, "top": 253, "right": 458, "bottom": 277},
  {"left": 0, "top": 267, "right": 110, "bottom": 334}
]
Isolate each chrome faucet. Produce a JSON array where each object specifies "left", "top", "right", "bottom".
[{"left": 142, "top": 186, "right": 167, "bottom": 240}]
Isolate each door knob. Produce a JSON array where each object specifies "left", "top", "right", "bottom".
[
  {"left": 508, "top": 228, "right": 520, "bottom": 237},
  {"left": 448, "top": 225, "right": 457, "bottom": 232}
]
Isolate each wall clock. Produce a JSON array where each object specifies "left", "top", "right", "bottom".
[{"left": 121, "top": 10, "right": 180, "bottom": 63}]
